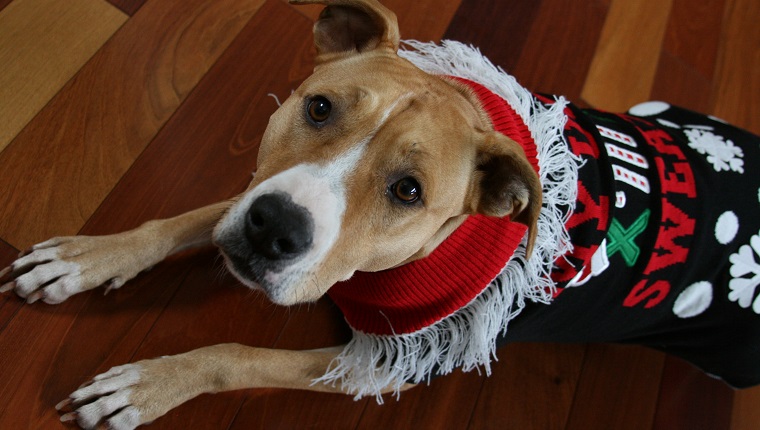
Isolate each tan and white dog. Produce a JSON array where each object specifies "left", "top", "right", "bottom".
[
  {"left": 0, "top": 1, "right": 542, "bottom": 428},
  {"left": 3, "top": 0, "right": 760, "bottom": 428}
]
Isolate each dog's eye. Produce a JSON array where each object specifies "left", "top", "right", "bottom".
[
  {"left": 306, "top": 96, "right": 332, "bottom": 124},
  {"left": 390, "top": 177, "right": 421, "bottom": 204}
]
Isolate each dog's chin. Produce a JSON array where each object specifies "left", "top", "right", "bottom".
[{"left": 220, "top": 253, "right": 323, "bottom": 306}]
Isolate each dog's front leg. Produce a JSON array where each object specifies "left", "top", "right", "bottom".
[
  {"left": 0, "top": 201, "right": 232, "bottom": 304},
  {"left": 57, "top": 344, "right": 346, "bottom": 429}
]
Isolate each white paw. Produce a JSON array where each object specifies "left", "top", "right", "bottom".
[
  {"left": 59, "top": 364, "right": 145, "bottom": 430},
  {"left": 0, "top": 234, "right": 148, "bottom": 304}
]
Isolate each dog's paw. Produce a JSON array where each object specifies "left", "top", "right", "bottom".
[
  {"left": 58, "top": 355, "right": 201, "bottom": 430},
  {"left": 58, "top": 364, "right": 145, "bottom": 430},
  {"left": 0, "top": 233, "right": 160, "bottom": 304}
]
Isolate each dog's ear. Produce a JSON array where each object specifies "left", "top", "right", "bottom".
[
  {"left": 290, "top": 0, "right": 400, "bottom": 61},
  {"left": 469, "top": 132, "right": 542, "bottom": 257}
]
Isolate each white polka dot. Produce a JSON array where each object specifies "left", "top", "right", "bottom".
[
  {"left": 715, "top": 211, "right": 739, "bottom": 244},
  {"left": 628, "top": 101, "right": 671, "bottom": 117},
  {"left": 656, "top": 118, "right": 681, "bottom": 129},
  {"left": 673, "top": 281, "right": 713, "bottom": 318}
]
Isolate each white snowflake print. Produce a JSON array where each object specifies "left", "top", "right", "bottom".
[
  {"left": 728, "top": 231, "right": 760, "bottom": 314},
  {"left": 685, "top": 127, "right": 744, "bottom": 173}
]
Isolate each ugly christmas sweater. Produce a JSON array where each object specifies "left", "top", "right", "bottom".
[{"left": 320, "top": 41, "right": 760, "bottom": 398}]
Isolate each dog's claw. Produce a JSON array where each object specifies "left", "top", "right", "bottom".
[
  {"left": 60, "top": 412, "right": 77, "bottom": 423},
  {"left": 0, "top": 281, "right": 14, "bottom": 294},
  {"left": 56, "top": 398, "right": 73, "bottom": 411},
  {"left": 26, "top": 291, "right": 43, "bottom": 304}
]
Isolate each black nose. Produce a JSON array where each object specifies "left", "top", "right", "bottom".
[{"left": 245, "top": 193, "right": 314, "bottom": 260}]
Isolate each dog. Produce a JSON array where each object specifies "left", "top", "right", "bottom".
[{"left": 1, "top": 0, "right": 759, "bottom": 428}]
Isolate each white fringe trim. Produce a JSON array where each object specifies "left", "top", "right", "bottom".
[{"left": 315, "top": 40, "right": 581, "bottom": 402}]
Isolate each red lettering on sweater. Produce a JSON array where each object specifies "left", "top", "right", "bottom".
[
  {"left": 623, "top": 279, "right": 670, "bottom": 308},
  {"left": 641, "top": 128, "right": 696, "bottom": 198},
  {"left": 643, "top": 199, "right": 695, "bottom": 275},
  {"left": 566, "top": 183, "right": 608, "bottom": 231}
]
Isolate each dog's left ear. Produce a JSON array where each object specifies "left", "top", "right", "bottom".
[
  {"left": 290, "top": 0, "right": 400, "bottom": 61},
  {"left": 469, "top": 132, "right": 543, "bottom": 257}
]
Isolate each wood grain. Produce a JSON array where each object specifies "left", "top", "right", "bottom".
[
  {"left": 710, "top": 0, "right": 760, "bottom": 135},
  {"left": 0, "top": 241, "right": 21, "bottom": 334},
  {"left": 732, "top": 385, "right": 760, "bottom": 430},
  {"left": 564, "top": 344, "right": 666, "bottom": 430},
  {"left": 652, "top": 356, "right": 734, "bottom": 430},
  {"left": 468, "top": 343, "right": 586, "bottom": 429},
  {"left": 0, "top": 0, "right": 126, "bottom": 152},
  {"left": 0, "top": 0, "right": 13, "bottom": 13},
  {"left": 511, "top": 0, "right": 609, "bottom": 101},
  {"left": 444, "top": 0, "right": 544, "bottom": 74},
  {"left": 0, "top": 0, "right": 266, "bottom": 251},
  {"left": 581, "top": 0, "right": 674, "bottom": 110},
  {"left": 106, "top": 0, "right": 146, "bottom": 15},
  {"left": 650, "top": 0, "right": 725, "bottom": 113}
]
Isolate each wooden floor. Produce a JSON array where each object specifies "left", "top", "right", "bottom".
[{"left": 0, "top": 0, "right": 758, "bottom": 428}]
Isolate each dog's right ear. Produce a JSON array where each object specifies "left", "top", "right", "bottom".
[
  {"left": 290, "top": 0, "right": 400, "bottom": 62},
  {"left": 468, "top": 131, "right": 543, "bottom": 257}
]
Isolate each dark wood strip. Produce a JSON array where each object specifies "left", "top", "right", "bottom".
[
  {"left": 512, "top": 0, "right": 609, "bottom": 102},
  {"left": 443, "top": 0, "right": 544, "bottom": 74},
  {"left": 106, "top": 0, "right": 147, "bottom": 15},
  {"left": 662, "top": 0, "right": 725, "bottom": 81},
  {"left": 357, "top": 370, "right": 483, "bottom": 430},
  {"left": 650, "top": 0, "right": 725, "bottom": 113},
  {"left": 0, "top": 0, "right": 13, "bottom": 12},
  {"left": 468, "top": 343, "right": 586, "bottom": 429},
  {"left": 652, "top": 356, "right": 734, "bottom": 430},
  {"left": 565, "top": 344, "right": 666, "bottom": 430},
  {"left": 0, "top": 241, "right": 21, "bottom": 334},
  {"left": 0, "top": 255, "right": 190, "bottom": 427},
  {"left": 230, "top": 299, "right": 363, "bottom": 429}
]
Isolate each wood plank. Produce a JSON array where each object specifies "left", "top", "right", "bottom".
[
  {"left": 106, "top": 0, "right": 146, "bottom": 15},
  {"left": 732, "top": 386, "right": 760, "bottom": 430},
  {"left": 0, "top": 240, "right": 21, "bottom": 333},
  {"left": 0, "top": 0, "right": 13, "bottom": 12},
  {"left": 0, "top": 254, "right": 193, "bottom": 427},
  {"left": 356, "top": 370, "right": 483, "bottom": 430},
  {"left": 581, "top": 0, "right": 674, "bottom": 110},
  {"left": 662, "top": 0, "right": 724, "bottom": 81},
  {"left": 650, "top": 0, "right": 725, "bottom": 114},
  {"left": 0, "top": 0, "right": 127, "bottom": 152},
  {"left": 443, "top": 0, "right": 544, "bottom": 74},
  {"left": 710, "top": 0, "right": 760, "bottom": 135},
  {"left": 511, "top": 0, "right": 609, "bottom": 101},
  {"left": 118, "top": 262, "right": 292, "bottom": 428},
  {"left": 564, "top": 344, "right": 666, "bottom": 430},
  {"left": 468, "top": 343, "right": 586, "bottom": 429},
  {"left": 0, "top": 0, "right": 267, "bottom": 251},
  {"left": 230, "top": 299, "right": 363, "bottom": 430},
  {"left": 650, "top": 51, "right": 712, "bottom": 114},
  {"left": 652, "top": 356, "right": 734, "bottom": 430}
]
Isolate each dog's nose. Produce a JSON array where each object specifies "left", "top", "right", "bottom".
[{"left": 245, "top": 193, "right": 314, "bottom": 260}]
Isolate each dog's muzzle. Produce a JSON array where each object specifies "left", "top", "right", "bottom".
[{"left": 245, "top": 192, "right": 314, "bottom": 260}]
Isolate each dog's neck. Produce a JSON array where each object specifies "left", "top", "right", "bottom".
[{"left": 328, "top": 77, "right": 539, "bottom": 336}]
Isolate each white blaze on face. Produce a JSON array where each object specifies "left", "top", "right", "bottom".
[{"left": 215, "top": 140, "right": 368, "bottom": 300}]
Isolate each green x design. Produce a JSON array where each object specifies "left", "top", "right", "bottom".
[{"left": 606, "top": 210, "right": 650, "bottom": 267}]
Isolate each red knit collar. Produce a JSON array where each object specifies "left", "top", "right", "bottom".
[{"left": 327, "top": 77, "right": 540, "bottom": 335}]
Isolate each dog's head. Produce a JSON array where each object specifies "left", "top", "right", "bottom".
[{"left": 213, "top": 0, "right": 541, "bottom": 305}]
